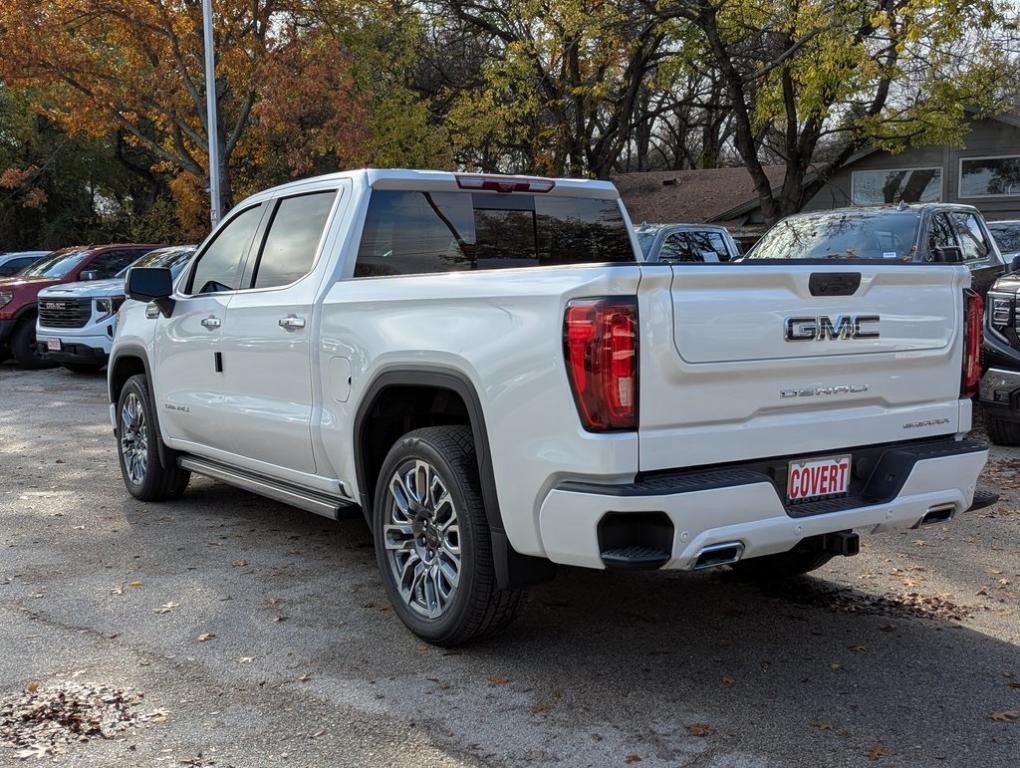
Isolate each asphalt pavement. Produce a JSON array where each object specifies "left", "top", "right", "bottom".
[{"left": 1, "top": 365, "right": 1017, "bottom": 767}]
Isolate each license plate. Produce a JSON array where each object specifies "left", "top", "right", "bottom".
[
  {"left": 46, "top": 338, "right": 62, "bottom": 351},
  {"left": 787, "top": 454, "right": 851, "bottom": 502}
]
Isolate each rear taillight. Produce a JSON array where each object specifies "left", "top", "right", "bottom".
[
  {"left": 564, "top": 297, "right": 638, "bottom": 431},
  {"left": 961, "top": 288, "right": 983, "bottom": 397}
]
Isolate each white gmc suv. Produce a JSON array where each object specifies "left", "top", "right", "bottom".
[{"left": 108, "top": 169, "right": 993, "bottom": 645}]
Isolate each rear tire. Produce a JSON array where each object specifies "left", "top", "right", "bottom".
[
  {"left": 373, "top": 425, "right": 525, "bottom": 646},
  {"left": 985, "top": 413, "right": 1020, "bottom": 446},
  {"left": 11, "top": 317, "right": 54, "bottom": 369},
  {"left": 116, "top": 374, "right": 190, "bottom": 501},
  {"left": 731, "top": 545, "right": 833, "bottom": 581},
  {"left": 63, "top": 363, "right": 105, "bottom": 374}
]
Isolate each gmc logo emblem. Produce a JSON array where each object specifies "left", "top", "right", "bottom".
[
  {"left": 784, "top": 315, "right": 880, "bottom": 341},
  {"left": 45, "top": 302, "right": 66, "bottom": 310}
]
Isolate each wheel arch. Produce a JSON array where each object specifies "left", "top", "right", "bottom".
[{"left": 354, "top": 365, "right": 555, "bottom": 589}]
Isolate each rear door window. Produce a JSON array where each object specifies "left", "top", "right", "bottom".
[
  {"left": 659, "top": 233, "right": 697, "bottom": 262},
  {"left": 251, "top": 191, "right": 336, "bottom": 289},
  {"left": 354, "top": 190, "right": 633, "bottom": 277},
  {"left": 951, "top": 212, "right": 990, "bottom": 261},
  {"left": 187, "top": 204, "right": 263, "bottom": 294},
  {"left": 928, "top": 213, "right": 958, "bottom": 254},
  {"left": 88, "top": 250, "right": 146, "bottom": 279}
]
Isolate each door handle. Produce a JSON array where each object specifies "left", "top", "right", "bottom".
[
  {"left": 201, "top": 316, "right": 221, "bottom": 330},
  {"left": 279, "top": 315, "right": 306, "bottom": 330}
]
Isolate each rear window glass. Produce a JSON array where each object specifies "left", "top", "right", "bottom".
[
  {"left": 354, "top": 190, "right": 633, "bottom": 277},
  {"left": 19, "top": 248, "right": 91, "bottom": 278},
  {"left": 744, "top": 211, "right": 921, "bottom": 261}
]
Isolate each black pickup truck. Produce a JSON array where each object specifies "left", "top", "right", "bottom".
[
  {"left": 743, "top": 203, "right": 1006, "bottom": 296},
  {"left": 980, "top": 268, "right": 1020, "bottom": 445}
]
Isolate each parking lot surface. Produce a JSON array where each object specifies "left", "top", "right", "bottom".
[{"left": 1, "top": 366, "right": 1018, "bottom": 767}]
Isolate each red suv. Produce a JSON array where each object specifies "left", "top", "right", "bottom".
[{"left": 0, "top": 244, "right": 161, "bottom": 367}]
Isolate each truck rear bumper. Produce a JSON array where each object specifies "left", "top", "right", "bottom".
[{"left": 537, "top": 438, "right": 988, "bottom": 570}]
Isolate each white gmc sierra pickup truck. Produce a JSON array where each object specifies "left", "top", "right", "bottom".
[{"left": 108, "top": 169, "right": 992, "bottom": 645}]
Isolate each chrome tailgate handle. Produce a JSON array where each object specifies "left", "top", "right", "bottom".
[{"left": 201, "top": 316, "right": 221, "bottom": 330}]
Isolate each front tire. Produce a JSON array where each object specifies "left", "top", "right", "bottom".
[
  {"left": 373, "top": 425, "right": 524, "bottom": 646},
  {"left": 985, "top": 413, "right": 1020, "bottom": 446},
  {"left": 11, "top": 318, "right": 54, "bottom": 369},
  {"left": 116, "top": 374, "right": 190, "bottom": 501}
]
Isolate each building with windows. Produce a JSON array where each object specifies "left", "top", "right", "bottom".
[{"left": 614, "top": 112, "right": 1020, "bottom": 239}]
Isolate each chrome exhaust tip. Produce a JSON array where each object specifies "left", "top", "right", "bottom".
[
  {"left": 693, "top": 541, "right": 745, "bottom": 570},
  {"left": 918, "top": 503, "right": 955, "bottom": 526}
]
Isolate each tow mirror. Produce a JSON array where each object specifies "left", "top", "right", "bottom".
[
  {"left": 125, "top": 267, "right": 175, "bottom": 317},
  {"left": 1011, "top": 255, "right": 1020, "bottom": 273},
  {"left": 80, "top": 270, "right": 99, "bottom": 281},
  {"left": 932, "top": 246, "right": 963, "bottom": 263}
]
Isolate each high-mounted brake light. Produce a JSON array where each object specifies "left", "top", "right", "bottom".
[
  {"left": 455, "top": 174, "right": 556, "bottom": 194},
  {"left": 563, "top": 298, "right": 638, "bottom": 431},
  {"left": 961, "top": 288, "right": 983, "bottom": 398}
]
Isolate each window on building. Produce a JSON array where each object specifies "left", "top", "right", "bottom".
[
  {"left": 959, "top": 156, "right": 1020, "bottom": 198},
  {"left": 851, "top": 168, "right": 942, "bottom": 205}
]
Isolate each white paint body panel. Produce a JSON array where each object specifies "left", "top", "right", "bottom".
[{"left": 111, "top": 168, "right": 987, "bottom": 569}]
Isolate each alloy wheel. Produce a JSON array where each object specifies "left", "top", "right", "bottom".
[
  {"left": 383, "top": 459, "right": 461, "bottom": 618},
  {"left": 120, "top": 392, "right": 148, "bottom": 485}
]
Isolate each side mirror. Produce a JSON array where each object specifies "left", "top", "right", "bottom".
[
  {"left": 125, "top": 267, "right": 175, "bottom": 317},
  {"left": 80, "top": 270, "right": 99, "bottom": 281},
  {"left": 932, "top": 246, "right": 963, "bottom": 264},
  {"left": 1010, "top": 255, "right": 1020, "bottom": 273}
]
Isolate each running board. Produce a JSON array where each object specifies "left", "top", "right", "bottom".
[{"left": 177, "top": 456, "right": 356, "bottom": 519}]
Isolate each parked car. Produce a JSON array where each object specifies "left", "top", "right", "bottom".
[
  {"left": 742, "top": 203, "right": 1006, "bottom": 295},
  {"left": 978, "top": 260, "right": 1020, "bottom": 444},
  {"left": 634, "top": 222, "right": 740, "bottom": 262},
  {"left": 35, "top": 245, "right": 196, "bottom": 373},
  {"left": 0, "top": 244, "right": 161, "bottom": 368},
  {"left": 109, "top": 170, "right": 990, "bottom": 645},
  {"left": 987, "top": 220, "right": 1020, "bottom": 262},
  {"left": 0, "top": 250, "right": 50, "bottom": 278}
]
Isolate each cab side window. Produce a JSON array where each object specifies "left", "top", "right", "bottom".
[
  {"left": 659, "top": 233, "right": 699, "bottom": 262},
  {"left": 187, "top": 204, "right": 263, "bottom": 294},
  {"left": 251, "top": 191, "right": 335, "bottom": 289},
  {"left": 927, "top": 213, "right": 957, "bottom": 255},
  {"left": 0, "top": 256, "right": 36, "bottom": 276},
  {"left": 89, "top": 250, "right": 143, "bottom": 279},
  {"left": 951, "top": 212, "right": 990, "bottom": 261}
]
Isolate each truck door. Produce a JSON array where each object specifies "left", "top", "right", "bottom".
[
  {"left": 153, "top": 203, "right": 265, "bottom": 453},
  {"left": 216, "top": 188, "right": 340, "bottom": 476}
]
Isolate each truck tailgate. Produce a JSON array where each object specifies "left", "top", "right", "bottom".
[{"left": 637, "top": 263, "right": 972, "bottom": 472}]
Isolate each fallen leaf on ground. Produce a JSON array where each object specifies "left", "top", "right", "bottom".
[
  {"left": 990, "top": 710, "right": 1018, "bottom": 722},
  {"left": 848, "top": 644, "right": 867, "bottom": 652},
  {"left": 866, "top": 745, "right": 894, "bottom": 760},
  {"left": 232, "top": 560, "right": 248, "bottom": 567},
  {"left": 196, "top": 633, "right": 215, "bottom": 642},
  {"left": 239, "top": 657, "right": 254, "bottom": 664},
  {"left": 530, "top": 702, "right": 552, "bottom": 715},
  {"left": 721, "top": 675, "right": 735, "bottom": 686},
  {"left": 811, "top": 720, "right": 833, "bottom": 730},
  {"left": 298, "top": 674, "right": 311, "bottom": 682},
  {"left": 128, "top": 581, "right": 143, "bottom": 588},
  {"left": 623, "top": 755, "right": 641, "bottom": 764},
  {"left": 487, "top": 676, "right": 510, "bottom": 686},
  {"left": 154, "top": 601, "right": 178, "bottom": 614},
  {"left": 686, "top": 724, "right": 715, "bottom": 737}
]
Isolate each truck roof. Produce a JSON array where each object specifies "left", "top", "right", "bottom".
[{"left": 251, "top": 169, "right": 620, "bottom": 201}]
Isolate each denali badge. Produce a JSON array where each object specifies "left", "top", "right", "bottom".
[
  {"left": 784, "top": 315, "right": 879, "bottom": 341},
  {"left": 780, "top": 384, "right": 868, "bottom": 399}
]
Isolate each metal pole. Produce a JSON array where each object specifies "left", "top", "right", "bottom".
[{"left": 202, "top": 0, "right": 221, "bottom": 227}]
